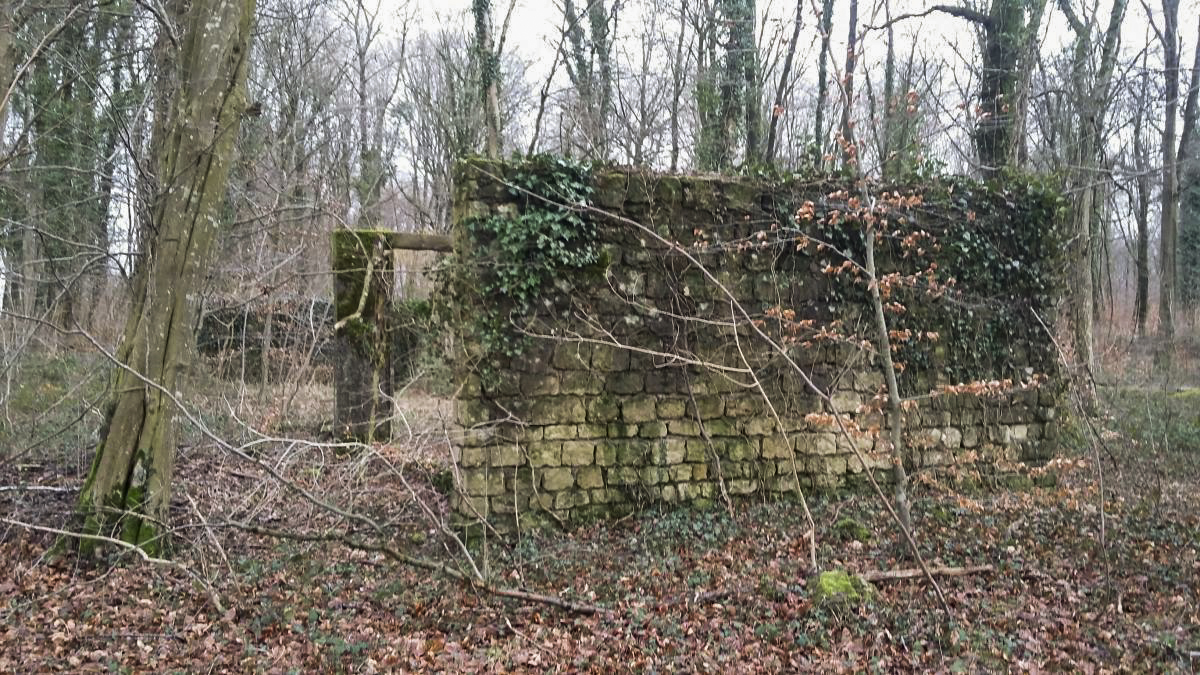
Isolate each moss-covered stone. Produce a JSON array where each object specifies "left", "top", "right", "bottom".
[
  {"left": 833, "top": 517, "right": 872, "bottom": 543},
  {"left": 577, "top": 466, "right": 605, "bottom": 489},
  {"left": 527, "top": 441, "right": 562, "bottom": 467},
  {"left": 541, "top": 467, "right": 574, "bottom": 491},
  {"left": 531, "top": 397, "right": 586, "bottom": 424},
  {"left": 655, "top": 398, "right": 686, "bottom": 419},
  {"left": 810, "top": 570, "right": 876, "bottom": 605},
  {"left": 639, "top": 421, "right": 668, "bottom": 438},
  {"left": 622, "top": 397, "right": 658, "bottom": 423},
  {"left": 561, "top": 440, "right": 595, "bottom": 466}
]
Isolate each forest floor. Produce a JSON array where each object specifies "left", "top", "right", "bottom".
[{"left": 0, "top": 356, "right": 1198, "bottom": 672}]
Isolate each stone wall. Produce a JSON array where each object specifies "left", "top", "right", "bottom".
[{"left": 446, "top": 159, "right": 1064, "bottom": 531}]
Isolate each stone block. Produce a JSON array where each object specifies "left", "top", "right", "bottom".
[
  {"left": 531, "top": 397, "right": 586, "bottom": 424},
  {"left": 831, "top": 391, "right": 860, "bottom": 414},
  {"left": 677, "top": 482, "right": 703, "bottom": 500},
  {"left": 577, "top": 466, "right": 605, "bottom": 489},
  {"left": 527, "top": 441, "right": 562, "bottom": 467},
  {"left": 607, "top": 466, "right": 640, "bottom": 486},
  {"left": 622, "top": 396, "right": 658, "bottom": 423},
  {"left": 594, "top": 172, "right": 628, "bottom": 208},
  {"left": 577, "top": 423, "right": 607, "bottom": 439},
  {"left": 452, "top": 494, "right": 489, "bottom": 517},
  {"left": 561, "top": 440, "right": 595, "bottom": 466},
  {"left": 543, "top": 424, "right": 577, "bottom": 440},
  {"left": 669, "top": 464, "right": 692, "bottom": 482},
  {"left": 652, "top": 438, "right": 687, "bottom": 465},
  {"left": 639, "top": 421, "right": 668, "bottom": 438},
  {"left": 729, "top": 479, "right": 758, "bottom": 495},
  {"left": 490, "top": 494, "right": 518, "bottom": 514},
  {"left": 541, "top": 467, "right": 574, "bottom": 491},
  {"left": 592, "top": 345, "right": 631, "bottom": 371},
  {"left": 594, "top": 440, "right": 618, "bottom": 466},
  {"left": 640, "top": 466, "right": 662, "bottom": 485},
  {"left": 656, "top": 399, "right": 686, "bottom": 419},
  {"left": 645, "top": 371, "right": 683, "bottom": 394},
  {"left": 660, "top": 485, "right": 678, "bottom": 502},
  {"left": 743, "top": 417, "right": 776, "bottom": 436},
  {"left": 606, "top": 372, "right": 644, "bottom": 394},
  {"left": 607, "top": 422, "right": 639, "bottom": 438},
  {"left": 459, "top": 446, "right": 487, "bottom": 467},
  {"left": 687, "top": 396, "right": 725, "bottom": 420},
  {"left": 552, "top": 342, "right": 592, "bottom": 370},
  {"left": 669, "top": 420, "right": 702, "bottom": 436},
  {"left": 808, "top": 455, "right": 847, "bottom": 475},
  {"left": 491, "top": 444, "right": 522, "bottom": 467},
  {"left": 617, "top": 440, "right": 651, "bottom": 465},
  {"left": 725, "top": 396, "right": 762, "bottom": 417},
  {"left": 762, "top": 435, "right": 793, "bottom": 459},
  {"left": 724, "top": 438, "right": 760, "bottom": 462},
  {"left": 813, "top": 474, "right": 845, "bottom": 490},
  {"left": 703, "top": 419, "right": 738, "bottom": 436},
  {"left": 941, "top": 427, "right": 963, "bottom": 449},
  {"left": 520, "top": 374, "right": 560, "bottom": 396},
  {"left": 590, "top": 488, "right": 617, "bottom": 504},
  {"left": 560, "top": 371, "right": 603, "bottom": 395},
  {"left": 459, "top": 425, "right": 494, "bottom": 447},
  {"left": 463, "top": 469, "right": 506, "bottom": 496},
  {"left": 962, "top": 426, "right": 981, "bottom": 448},
  {"left": 809, "top": 433, "right": 838, "bottom": 455},
  {"left": 456, "top": 400, "right": 493, "bottom": 427},
  {"left": 554, "top": 489, "right": 590, "bottom": 510}
]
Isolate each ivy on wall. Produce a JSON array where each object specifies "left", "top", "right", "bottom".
[
  {"left": 441, "top": 158, "right": 1066, "bottom": 400},
  {"left": 446, "top": 156, "right": 600, "bottom": 373}
]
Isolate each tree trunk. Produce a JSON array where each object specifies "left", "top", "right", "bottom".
[
  {"left": 813, "top": 0, "right": 835, "bottom": 157},
  {"left": 839, "top": 0, "right": 859, "bottom": 167},
  {"left": 1159, "top": 0, "right": 1181, "bottom": 348},
  {"left": 75, "top": 0, "right": 257, "bottom": 556},
  {"left": 0, "top": 0, "right": 14, "bottom": 125},
  {"left": 864, "top": 225, "right": 912, "bottom": 531},
  {"left": 1134, "top": 54, "right": 1151, "bottom": 336},
  {"left": 974, "top": 0, "right": 1046, "bottom": 176},
  {"left": 669, "top": 0, "right": 689, "bottom": 171},
  {"left": 1059, "top": 0, "right": 1127, "bottom": 409},
  {"left": 1175, "top": 15, "right": 1200, "bottom": 312},
  {"left": 474, "top": 0, "right": 501, "bottom": 159},
  {"left": 765, "top": 0, "right": 802, "bottom": 165},
  {"left": 742, "top": 0, "right": 761, "bottom": 165}
]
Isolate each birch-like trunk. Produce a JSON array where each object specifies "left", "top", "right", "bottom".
[{"left": 75, "top": 0, "right": 257, "bottom": 556}]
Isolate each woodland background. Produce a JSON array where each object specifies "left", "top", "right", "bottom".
[{"left": 0, "top": 0, "right": 1198, "bottom": 670}]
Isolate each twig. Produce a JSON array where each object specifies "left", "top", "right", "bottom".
[
  {"left": 861, "top": 564, "right": 993, "bottom": 582},
  {"left": 0, "top": 485, "right": 77, "bottom": 493}
]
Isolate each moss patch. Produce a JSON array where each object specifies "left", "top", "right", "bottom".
[{"left": 810, "top": 570, "right": 876, "bottom": 606}]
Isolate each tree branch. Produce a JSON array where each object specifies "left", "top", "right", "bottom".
[{"left": 866, "top": 4, "right": 993, "bottom": 30}]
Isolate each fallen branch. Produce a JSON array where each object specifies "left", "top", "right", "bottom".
[
  {"left": 861, "top": 564, "right": 993, "bottom": 583},
  {"left": 0, "top": 485, "right": 77, "bottom": 493}
]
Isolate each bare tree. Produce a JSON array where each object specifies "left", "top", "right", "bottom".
[
  {"left": 1057, "top": 0, "right": 1127, "bottom": 404},
  {"left": 1156, "top": 0, "right": 1181, "bottom": 345},
  {"left": 74, "top": 0, "right": 258, "bottom": 555},
  {"left": 473, "top": 0, "right": 502, "bottom": 158}
]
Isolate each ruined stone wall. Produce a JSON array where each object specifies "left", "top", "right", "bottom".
[{"left": 447, "top": 159, "right": 1064, "bottom": 530}]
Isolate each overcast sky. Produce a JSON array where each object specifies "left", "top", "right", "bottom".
[{"left": 401, "top": 0, "right": 1187, "bottom": 72}]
